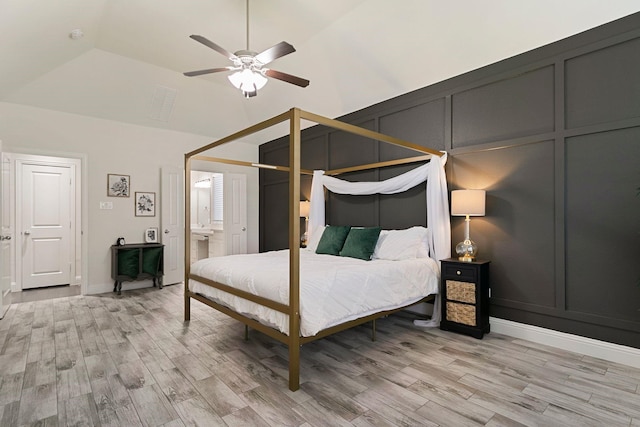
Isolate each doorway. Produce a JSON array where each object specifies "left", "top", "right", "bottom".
[
  {"left": 189, "top": 171, "right": 247, "bottom": 263},
  {"left": 20, "top": 163, "right": 72, "bottom": 288},
  {"left": 12, "top": 153, "right": 82, "bottom": 293}
]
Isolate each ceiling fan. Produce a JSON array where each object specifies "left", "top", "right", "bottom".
[{"left": 183, "top": 0, "right": 309, "bottom": 98}]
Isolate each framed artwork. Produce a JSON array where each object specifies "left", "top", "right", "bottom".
[
  {"left": 135, "top": 192, "right": 155, "bottom": 217},
  {"left": 145, "top": 227, "right": 158, "bottom": 243},
  {"left": 107, "top": 174, "right": 130, "bottom": 197}
]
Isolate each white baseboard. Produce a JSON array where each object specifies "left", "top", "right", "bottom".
[{"left": 490, "top": 317, "right": 640, "bottom": 370}]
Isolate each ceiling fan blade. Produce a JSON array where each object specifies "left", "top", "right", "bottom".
[
  {"left": 265, "top": 69, "right": 310, "bottom": 88},
  {"left": 189, "top": 35, "right": 237, "bottom": 59},
  {"left": 183, "top": 67, "right": 232, "bottom": 77},
  {"left": 255, "top": 41, "right": 295, "bottom": 65}
]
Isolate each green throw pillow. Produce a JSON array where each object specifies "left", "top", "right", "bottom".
[
  {"left": 315, "top": 225, "right": 351, "bottom": 255},
  {"left": 142, "top": 247, "right": 163, "bottom": 275},
  {"left": 117, "top": 249, "right": 140, "bottom": 278},
  {"left": 339, "top": 227, "right": 382, "bottom": 260}
]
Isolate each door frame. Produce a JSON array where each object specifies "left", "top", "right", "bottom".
[
  {"left": 0, "top": 141, "right": 11, "bottom": 318},
  {"left": 8, "top": 152, "right": 85, "bottom": 294},
  {"left": 20, "top": 162, "right": 73, "bottom": 289}
]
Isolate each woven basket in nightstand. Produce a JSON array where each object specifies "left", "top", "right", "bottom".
[
  {"left": 446, "top": 280, "right": 476, "bottom": 304},
  {"left": 445, "top": 302, "right": 477, "bottom": 326}
]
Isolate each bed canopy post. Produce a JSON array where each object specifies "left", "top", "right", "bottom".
[
  {"left": 184, "top": 154, "right": 192, "bottom": 321},
  {"left": 288, "top": 108, "right": 302, "bottom": 391}
]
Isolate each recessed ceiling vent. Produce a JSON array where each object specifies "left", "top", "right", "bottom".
[{"left": 150, "top": 85, "right": 177, "bottom": 122}]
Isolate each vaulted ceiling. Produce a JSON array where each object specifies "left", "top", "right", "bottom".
[{"left": 2, "top": 0, "right": 639, "bottom": 143}]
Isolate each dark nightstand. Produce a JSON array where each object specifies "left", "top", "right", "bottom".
[{"left": 440, "top": 258, "right": 490, "bottom": 339}]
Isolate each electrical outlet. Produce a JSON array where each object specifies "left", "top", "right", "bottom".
[{"left": 100, "top": 201, "right": 113, "bottom": 210}]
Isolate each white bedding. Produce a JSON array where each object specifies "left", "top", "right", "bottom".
[{"left": 189, "top": 250, "right": 440, "bottom": 337}]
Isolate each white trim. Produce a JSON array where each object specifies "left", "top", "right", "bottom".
[{"left": 490, "top": 317, "right": 640, "bottom": 369}]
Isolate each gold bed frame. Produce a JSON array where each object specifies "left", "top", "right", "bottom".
[{"left": 184, "top": 108, "right": 444, "bottom": 391}]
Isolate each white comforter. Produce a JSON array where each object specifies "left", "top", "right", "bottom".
[{"left": 189, "top": 250, "right": 440, "bottom": 337}]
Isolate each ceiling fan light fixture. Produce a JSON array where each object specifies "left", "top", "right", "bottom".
[
  {"left": 228, "top": 68, "right": 268, "bottom": 95},
  {"left": 184, "top": 1, "right": 309, "bottom": 95}
]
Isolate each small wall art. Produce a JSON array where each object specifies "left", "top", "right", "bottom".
[
  {"left": 135, "top": 192, "right": 155, "bottom": 217},
  {"left": 145, "top": 227, "right": 158, "bottom": 243},
  {"left": 107, "top": 174, "right": 130, "bottom": 197}
]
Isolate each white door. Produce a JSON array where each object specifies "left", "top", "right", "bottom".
[
  {"left": 20, "top": 164, "right": 71, "bottom": 289},
  {"left": 224, "top": 173, "right": 247, "bottom": 255},
  {"left": 161, "top": 167, "right": 184, "bottom": 285},
  {"left": 0, "top": 143, "right": 11, "bottom": 318}
]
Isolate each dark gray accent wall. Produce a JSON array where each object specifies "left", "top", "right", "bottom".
[
  {"left": 565, "top": 37, "right": 640, "bottom": 128},
  {"left": 259, "top": 13, "right": 640, "bottom": 349},
  {"left": 452, "top": 66, "right": 555, "bottom": 147},
  {"left": 565, "top": 128, "right": 640, "bottom": 324}
]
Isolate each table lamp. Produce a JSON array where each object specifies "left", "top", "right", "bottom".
[{"left": 451, "top": 189, "right": 486, "bottom": 261}]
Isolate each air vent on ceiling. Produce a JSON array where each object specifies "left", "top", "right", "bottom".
[{"left": 150, "top": 85, "right": 177, "bottom": 122}]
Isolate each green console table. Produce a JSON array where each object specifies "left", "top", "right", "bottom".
[{"left": 111, "top": 243, "right": 164, "bottom": 295}]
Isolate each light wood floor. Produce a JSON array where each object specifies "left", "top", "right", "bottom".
[{"left": 1, "top": 284, "right": 639, "bottom": 426}]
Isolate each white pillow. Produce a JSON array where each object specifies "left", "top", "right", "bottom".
[
  {"left": 372, "top": 226, "right": 429, "bottom": 260},
  {"left": 304, "top": 225, "right": 326, "bottom": 252}
]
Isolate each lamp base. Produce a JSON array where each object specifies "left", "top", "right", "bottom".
[{"left": 455, "top": 239, "right": 478, "bottom": 262}]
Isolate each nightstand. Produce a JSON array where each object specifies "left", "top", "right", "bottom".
[{"left": 440, "top": 258, "right": 490, "bottom": 339}]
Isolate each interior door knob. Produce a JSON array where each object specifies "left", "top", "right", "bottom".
[
  {"left": 241, "top": 227, "right": 246, "bottom": 231},
  {"left": 164, "top": 229, "right": 170, "bottom": 234},
  {"left": 24, "top": 231, "right": 31, "bottom": 235}
]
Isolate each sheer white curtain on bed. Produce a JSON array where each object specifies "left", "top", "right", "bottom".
[{"left": 307, "top": 152, "right": 450, "bottom": 327}]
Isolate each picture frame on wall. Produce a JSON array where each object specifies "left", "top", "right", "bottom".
[
  {"left": 145, "top": 227, "right": 158, "bottom": 243},
  {"left": 135, "top": 192, "right": 155, "bottom": 217},
  {"left": 107, "top": 174, "right": 130, "bottom": 197}
]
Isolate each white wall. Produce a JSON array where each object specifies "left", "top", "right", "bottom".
[{"left": 0, "top": 102, "right": 259, "bottom": 294}]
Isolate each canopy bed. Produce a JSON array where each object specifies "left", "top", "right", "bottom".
[{"left": 184, "top": 108, "right": 450, "bottom": 391}]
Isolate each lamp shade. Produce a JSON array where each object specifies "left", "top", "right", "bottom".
[
  {"left": 451, "top": 190, "right": 485, "bottom": 216},
  {"left": 299, "top": 201, "right": 310, "bottom": 218},
  {"left": 228, "top": 69, "right": 268, "bottom": 92}
]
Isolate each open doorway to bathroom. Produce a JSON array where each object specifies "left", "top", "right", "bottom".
[
  {"left": 189, "top": 170, "right": 247, "bottom": 264},
  {"left": 190, "top": 171, "right": 224, "bottom": 263}
]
